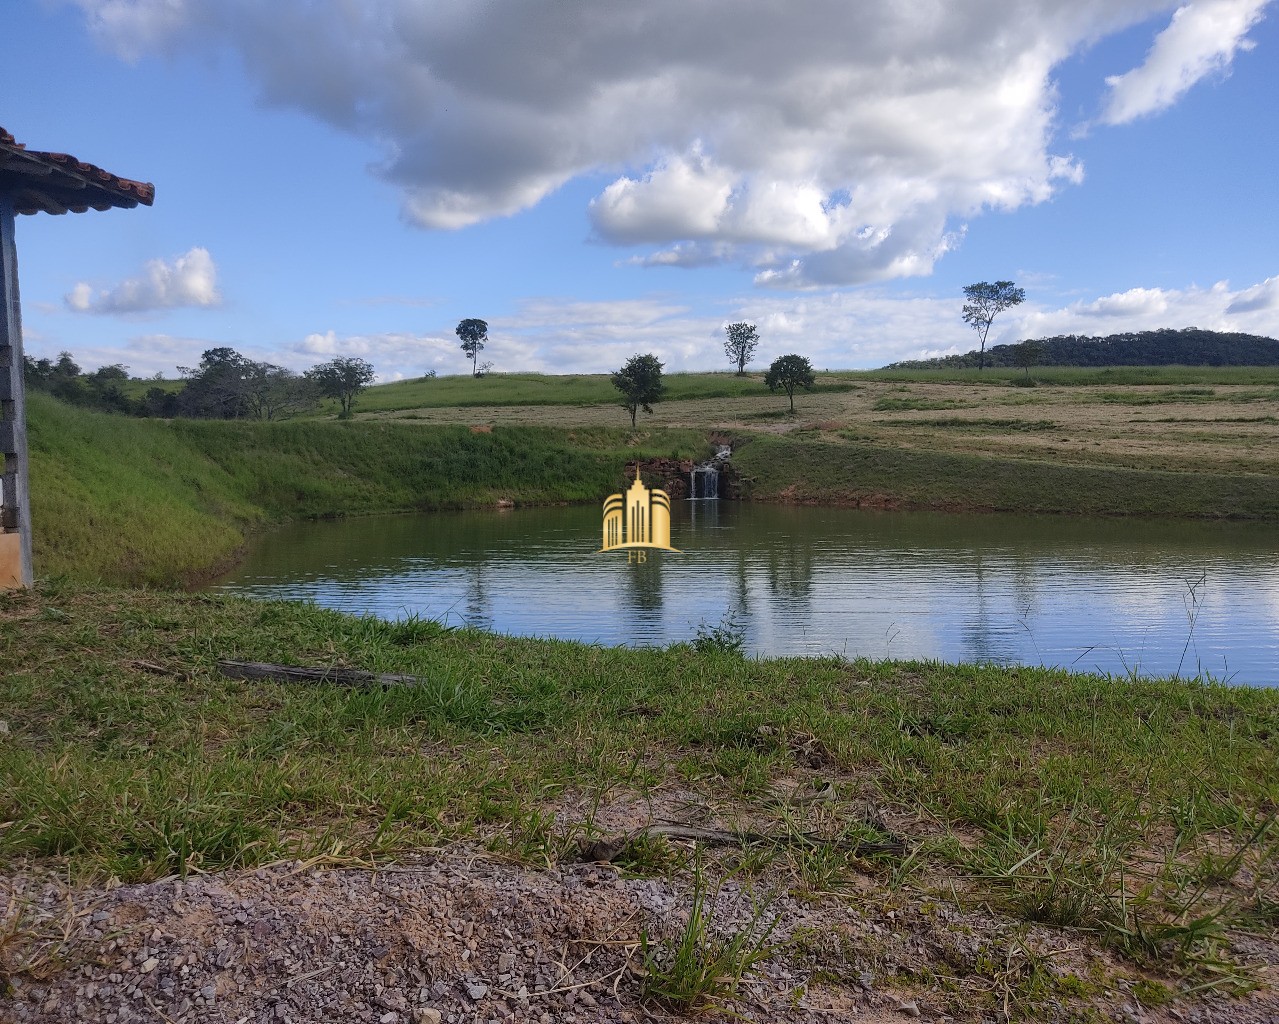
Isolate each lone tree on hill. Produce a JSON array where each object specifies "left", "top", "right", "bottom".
[
  {"left": 306, "top": 356, "right": 375, "bottom": 418},
  {"left": 764, "top": 353, "right": 815, "bottom": 412},
  {"left": 723, "top": 322, "right": 759, "bottom": 375},
  {"left": 962, "top": 281, "right": 1025, "bottom": 370},
  {"left": 456, "top": 318, "right": 488, "bottom": 377},
  {"left": 611, "top": 353, "right": 665, "bottom": 428}
]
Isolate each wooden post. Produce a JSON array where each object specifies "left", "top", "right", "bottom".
[{"left": 0, "top": 198, "right": 33, "bottom": 588}]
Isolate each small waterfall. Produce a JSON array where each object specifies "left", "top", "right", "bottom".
[
  {"left": 691, "top": 465, "right": 718, "bottom": 499},
  {"left": 690, "top": 444, "right": 732, "bottom": 500}
]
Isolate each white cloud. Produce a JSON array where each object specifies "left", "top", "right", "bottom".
[
  {"left": 65, "top": 247, "right": 222, "bottom": 314},
  {"left": 1074, "top": 286, "right": 1172, "bottom": 317},
  {"left": 1010, "top": 277, "right": 1279, "bottom": 342},
  {"left": 1102, "top": 0, "right": 1270, "bottom": 125},
  {"left": 69, "top": 0, "right": 1225, "bottom": 287},
  {"left": 31, "top": 272, "right": 1279, "bottom": 381},
  {"left": 1225, "top": 274, "right": 1279, "bottom": 313}
]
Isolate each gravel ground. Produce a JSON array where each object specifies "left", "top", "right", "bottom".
[{"left": 2, "top": 849, "right": 1276, "bottom": 1024}]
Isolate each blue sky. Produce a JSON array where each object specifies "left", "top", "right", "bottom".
[{"left": 5, "top": 0, "right": 1278, "bottom": 380}]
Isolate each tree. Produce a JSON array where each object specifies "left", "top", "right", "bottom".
[
  {"left": 724, "top": 322, "right": 759, "bottom": 376},
  {"left": 306, "top": 356, "right": 376, "bottom": 417},
  {"left": 764, "top": 354, "right": 815, "bottom": 413},
  {"left": 85, "top": 363, "right": 133, "bottom": 414},
  {"left": 1013, "top": 339, "right": 1042, "bottom": 380},
  {"left": 962, "top": 281, "right": 1025, "bottom": 370},
  {"left": 177, "top": 347, "right": 254, "bottom": 418},
  {"left": 243, "top": 363, "right": 317, "bottom": 420},
  {"left": 456, "top": 319, "right": 488, "bottom": 377},
  {"left": 611, "top": 353, "right": 665, "bottom": 428}
]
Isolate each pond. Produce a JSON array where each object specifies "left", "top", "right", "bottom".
[{"left": 211, "top": 502, "right": 1279, "bottom": 687}]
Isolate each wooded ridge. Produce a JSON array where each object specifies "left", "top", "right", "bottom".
[{"left": 888, "top": 328, "right": 1279, "bottom": 369}]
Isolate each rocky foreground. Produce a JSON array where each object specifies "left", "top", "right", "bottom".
[{"left": 3, "top": 846, "right": 1276, "bottom": 1024}]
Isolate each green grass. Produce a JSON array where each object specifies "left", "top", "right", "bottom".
[
  {"left": 340, "top": 370, "right": 861, "bottom": 415},
  {"left": 872, "top": 396, "right": 971, "bottom": 412},
  {"left": 2, "top": 583, "right": 1276, "bottom": 985},
  {"left": 26, "top": 393, "right": 266, "bottom": 586},
  {"left": 639, "top": 861, "right": 780, "bottom": 1013},
  {"left": 877, "top": 418, "right": 1059, "bottom": 432},
  {"left": 732, "top": 433, "right": 1279, "bottom": 518}
]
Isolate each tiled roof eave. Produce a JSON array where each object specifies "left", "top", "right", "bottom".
[{"left": 0, "top": 126, "right": 154, "bottom": 216}]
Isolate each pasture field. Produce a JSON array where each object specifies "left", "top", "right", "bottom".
[{"left": 363, "top": 373, "right": 1279, "bottom": 479}]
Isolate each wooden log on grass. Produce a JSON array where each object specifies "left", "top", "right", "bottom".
[{"left": 217, "top": 660, "right": 423, "bottom": 689}]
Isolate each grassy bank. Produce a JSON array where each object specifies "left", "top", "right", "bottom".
[
  {"left": 2, "top": 583, "right": 1276, "bottom": 1006},
  {"left": 732, "top": 432, "right": 1279, "bottom": 517},
  {"left": 25, "top": 393, "right": 707, "bottom": 585}
]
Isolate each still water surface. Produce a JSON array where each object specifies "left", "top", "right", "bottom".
[{"left": 212, "top": 503, "right": 1279, "bottom": 686}]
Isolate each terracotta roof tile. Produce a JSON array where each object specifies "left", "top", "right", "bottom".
[{"left": 0, "top": 125, "right": 154, "bottom": 216}]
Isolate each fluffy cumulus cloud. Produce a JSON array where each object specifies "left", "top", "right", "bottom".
[
  {"left": 65, "top": 247, "right": 221, "bottom": 314},
  {"left": 1102, "top": 0, "right": 1270, "bottom": 124},
  {"left": 68, "top": 0, "right": 1268, "bottom": 288}
]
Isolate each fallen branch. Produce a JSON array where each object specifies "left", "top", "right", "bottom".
[{"left": 216, "top": 660, "right": 423, "bottom": 689}]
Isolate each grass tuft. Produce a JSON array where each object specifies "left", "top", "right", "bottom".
[{"left": 639, "top": 861, "right": 781, "bottom": 1014}]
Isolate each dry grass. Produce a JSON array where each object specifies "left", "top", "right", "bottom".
[
  {"left": 0, "top": 879, "right": 92, "bottom": 989},
  {"left": 363, "top": 381, "right": 1279, "bottom": 476}
]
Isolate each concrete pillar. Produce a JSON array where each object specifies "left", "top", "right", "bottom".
[{"left": 0, "top": 199, "right": 33, "bottom": 588}]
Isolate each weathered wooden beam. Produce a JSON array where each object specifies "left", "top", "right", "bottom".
[
  {"left": 0, "top": 199, "right": 32, "bottom": 588},
  {"left": 217, "top": 660, "right": 425, "bottom": 689}
]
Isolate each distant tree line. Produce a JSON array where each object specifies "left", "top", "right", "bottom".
[
  {"left": 889, "top": 328, "right": 1279, "bottom": 370},
  {"left": 24, "top": 348, "right": 375, "bottom": 420}
]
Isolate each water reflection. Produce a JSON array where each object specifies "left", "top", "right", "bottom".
[{"left": 211, "top": 503, "right": 1279, "bottom": 687}]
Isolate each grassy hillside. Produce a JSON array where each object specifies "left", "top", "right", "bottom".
[
  {"left": 25, "top": 393, "right": 706, "bottom": 585},
  {"left": 732, "top": 432, "right": 1279, "bottom": 518},
  {"left": 345, "top": 370, "right": 861, "bottom": 414}
]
